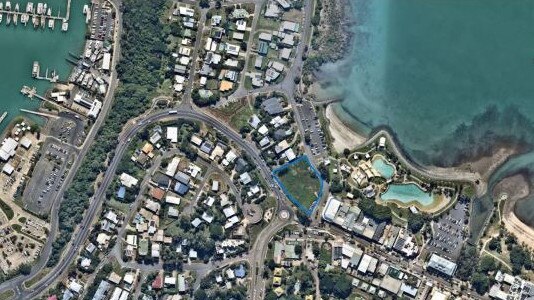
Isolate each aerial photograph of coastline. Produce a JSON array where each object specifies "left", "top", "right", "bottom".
[{"left": 0, "top": 0, "right": 533, "bottom": 299}]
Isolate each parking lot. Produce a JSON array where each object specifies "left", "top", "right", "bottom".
[
  {"left": 22, "top": 140, "right": 74, "bottom": 215},
  {"left": 49, "top": 113, "right": 86, "bottom": 147},
  {"left": 427, "top": 199, "right": 469, "bottom": 260},
  {"left": 297, "top": 101, "right": 327, "bottom": 156},
  {"left": 90, "top": 0, "right": 114, "bottom": 41}
]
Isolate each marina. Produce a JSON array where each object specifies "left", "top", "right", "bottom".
[
  {"left": 32, "top": 61, "right": 60, "bottom": 83},
  {"left": 0, "top": 0, "right": 71, "bottom": 30}
]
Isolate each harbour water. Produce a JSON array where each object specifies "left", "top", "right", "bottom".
[
  {"left": 317, "top": 0, "right": 534, "bottom": 227},
  {"left": 0, "top": 0, "right": 88, "bottom": 132}
]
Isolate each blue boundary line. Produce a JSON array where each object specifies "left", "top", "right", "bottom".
[{"left": 272, "top": 155, "right": 324, "bottom": 216}]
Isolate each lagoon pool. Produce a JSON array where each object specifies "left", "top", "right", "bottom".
[
  {"left": 372, "top": 157, "right": 395, "bottom": 179},
  {"left": 381, "top": 183, "right": 434, "bottom": 206}
]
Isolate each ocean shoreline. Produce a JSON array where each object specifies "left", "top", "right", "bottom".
[
  {"left": 324, "top": 101, "right": 533, "bottom": 200},
  {"left": 495, "top": 173, "right": 534, "bottom": 246}
]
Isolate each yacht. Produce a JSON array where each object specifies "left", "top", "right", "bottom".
[
  {"left": 0, "top": 112, "right": 9, "bottom": 125},
  {"left": 21, "top": 13, "right": 28, "bottom": 25},
  {"left": 26, "top": 2, "right": 34, "bottom": 13},
  {"left": 6, "top": 1, "right": 11, "bottom": 11},
  {"left": 14, "top": 3, "right": 19, "bottom": 12}
]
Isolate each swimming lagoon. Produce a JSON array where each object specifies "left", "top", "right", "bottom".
[
  {"left": 381, "top": 183, "right": 435, "bottom": 207},
  {"left": 372, "top": 156, "right": 395, "bottom": 179}
]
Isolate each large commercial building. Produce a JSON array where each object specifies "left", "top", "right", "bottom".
[{"left": 427, "top": 254, "right": 457, "bottom": 277}]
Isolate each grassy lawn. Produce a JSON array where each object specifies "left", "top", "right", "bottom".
[
  {"left": 156, "top": 78, "right": 174, "bottom": 97},
  {"left": 260, "top": 196, "right": 277, "bottom": 211},
  {"left": 257, "top": 17, "right": 280, "bottom": 31},
  {"left": 244, "top": 77, "right": 253, "bottom": 90},
  {"left": 24, "top": 268, "right": 50, "bottom": 288},
  {"left": 207, "top": 79, "right": 219, "bottom": 90},
  {"left": 229, "top": 105, "right": 254, "bottom": 130},
  {"left": 0, "top": 199, "right": 14, "bottom": 220},
  {"left": 275, "top": 158, "right": 322, "bottom": 210},
  {"left": 0, "top": 290, "right": 14, "bottom": 300},
  {"left": 248, "top": 222, "right": 266, "bottom": 246},
  {"left": 106, "top": 198, "right": 132, "bottom": 215},
  {"left": 319, "top": 244, "right": 331, "bottom": 262}
]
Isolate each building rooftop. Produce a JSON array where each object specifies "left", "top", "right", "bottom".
[{"left": 427, "top": 253, "right": 457, "bottom": 277}]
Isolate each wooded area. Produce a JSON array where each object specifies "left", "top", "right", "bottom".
[{"left": 47, "top": 0, "right": 169, "bottom": 267}]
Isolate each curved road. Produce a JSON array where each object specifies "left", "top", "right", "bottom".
[
  {"left": 0, "top": 0, "right": 123, "bottom": 297},
  {"left": 11, "top": 106, "right": 292, "bottom": 299}
]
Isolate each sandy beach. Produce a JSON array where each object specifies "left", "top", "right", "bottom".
[
  {"left": 495, "top": 174, "right": 534, "bottom": 247},
  {"left": 326, "top": 104, "right": 367, "bottom": 152}
]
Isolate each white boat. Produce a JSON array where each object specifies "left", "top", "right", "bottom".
[
  {"left": 61, "top": 20, "right": 68, "bottom": 31},
  {"left": 6, "top": 1, "right": 11, "bottom": 11},
  {"left": 6, "top": 14, "right": 11, "bottom": 25},
  {"left": 46, "top": 8, "right": 51, "bottom": 16},
  {"left": 26, "top": 2, "right": 33, "bottom": 13},
  {"left": 13, "top": 12, "right": 17, "bottom": 24},
  {"left": 82, "top": 4, "right": 89, "bottom": 14},
  {"left": 0, "top": 3, "right": 3, "bottom": 10},
  {"left": 14, "top": 3, "right": 19, "bottom": 12},
  {"left": 0, "top": 15, "right": 3, "bottom": 24},
  {"left": 21, "top": 13, "right": 27, "bottom": 25},
  {"left": 36, "top": 2, "right": 42, "bottom": 14},
  {"left": 48, "top": 18, "right": 53, "bottom": 29},
  {"left": 0, "top": 112, "right": 8, "bottom": 125}
]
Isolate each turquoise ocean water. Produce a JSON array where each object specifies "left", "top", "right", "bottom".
[
  {"left": 317, "top": 0, "right": 534, "bottom": 227},
  {"left": 0, "top": 0, "right": 88, "bottom": 132}
]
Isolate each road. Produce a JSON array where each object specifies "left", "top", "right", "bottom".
[
  {"left": 83, "top": 106, "right": 294, "bottom": 298},
  {"left": 0, "top": 0, "right": 123, "bottom": 298},
  {"left": 2, "top": 0, "right": 320, "bottom": 298},
  {"left": 31, "top": 103, "right": 292, "bottom": 298}
]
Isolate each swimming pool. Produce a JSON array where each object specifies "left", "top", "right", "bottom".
[
  {"left": 372, "top": 156, "right": 395, "bottom": 179},
  {"left": 381, "top": 183, "right": 435, "bottom": 206}
]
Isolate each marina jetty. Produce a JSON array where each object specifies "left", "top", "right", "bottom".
[
  {"left": 32, "top": 61, "right": 60, "bottom": 83},
  {"left": 0, "top": 0, "right": 72, "bottom": 31}
]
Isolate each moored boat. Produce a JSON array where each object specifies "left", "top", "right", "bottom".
[{"left": 0, "top": 112, "right": 9, "bottom": 125}]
